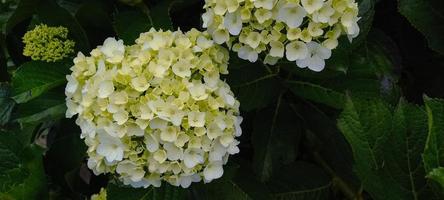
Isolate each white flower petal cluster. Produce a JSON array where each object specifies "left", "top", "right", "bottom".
[
  {"left": 202, "top": 0, "right": 360, "bottom": 72},
  {"left": 65, "top": 28, "right": 242, "bottom": 188}
]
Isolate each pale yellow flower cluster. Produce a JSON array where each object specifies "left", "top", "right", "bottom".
[
  {"left": 65, "top": 28, "right": 242, "bottom": 188},
  {"left": 202, "top": 0, "right": 360, "bottom": 71}
]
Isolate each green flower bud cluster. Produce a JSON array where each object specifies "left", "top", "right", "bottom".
[{"left": 22, "top": 24, "right": 75, "bottom": 62}]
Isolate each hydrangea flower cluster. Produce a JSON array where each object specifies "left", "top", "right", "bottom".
[
  {"left": 65, "top": 28, "right": 242, "bottom": 188},
  {"left": 22, "top": 24, "right": 75, "bottom": 62},
  {"left": 202, "top": 0, "right": 360, "bottom": 71}
]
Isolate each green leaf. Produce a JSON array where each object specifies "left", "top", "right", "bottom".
[
  {"left": 107, "top": 183, "right": 186, "bottom": 200},
  {"left": 350, "top": 0, "right": 375, "bottom": 48},
  {"left": 286, "top": 81, "right": 346, "bottom": 109},
  {"left": 427, "top": 167, "right": 444, "bottom": 189},
  {"left": 338, "top": 97, "right": 433, "bottom": 199},
  {"left": 149, "top": 0, "right": 176, "bottom": 30},
  {"left": 252, "top": 98, "right": 301, "bottom": 182},
  {"left": 6, "top": 0, "right": 90, "bottom": 52},
  {"left": 75, "top": 0, "right": 114, "bottom": 47},
  {"left": 114, "top": 10, "right": 152, "bottom": 44},
  {"left": 34, "top": 0, "right": 90, "bottom": 52},
  {"left": 192, "top": 165, "right": 273, "bottom": 200},
  {"left": 5, "top": 0, "right": 37, "bottom": 33},
  {"left": 0, "top": 84, "right": 15, "bottom": 126},
  {"left": 267, "top": 162, "right": 331, "bottom": 200},
  {"left": 398, "top": 0, "right": 444, "bottom": 54},
  {"left": 285, "top": 30, "right": 400, "bottom": 109},
  {"left": 12, "top": 90, "right": 66, "bottom": 124},
  {"left": 0, "top": 126, "right": 47, "bottom": 199},
  {"left": 11, "top": 61, "right": 70, "bottom": 103},
  {"left": 227, "top": 58, "right": 280, "bottom": 111},
  {"left": 423, "top": 97, "right": 444, "bottom": 172}
]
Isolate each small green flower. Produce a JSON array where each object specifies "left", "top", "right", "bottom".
[{"left": 22, "top": 24, "right": 75, "bottom": 62}]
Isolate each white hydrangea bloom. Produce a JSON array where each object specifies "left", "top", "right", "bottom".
[
  {"left": 66, "top": 29, "right": 242, "bottom": 189},
  {"left": 202, "top": 0, "right": 360, "bottom": 72}
]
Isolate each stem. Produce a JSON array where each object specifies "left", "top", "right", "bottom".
[{"left": 312, "top": 152, "right": 363, "bottom": 200}]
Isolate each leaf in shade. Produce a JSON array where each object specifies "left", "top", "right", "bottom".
[
  {"left": 191, "top": 165, "right": 273, "bottom": 200},
  {"left": 285, "top": 30, "right": 401, "bottom": 108},
  {"left": 34, "top": 0, "right": 90, "bottom": 52},
  {"left": 252, "top": 98, "right": 301, "bottom": 182},
  {"left": 12, "top": 90, "right": 66, "bottom": 125},
  {"left": 398, "top": 0, "right": 444, "bottom": 55},
  {"left": 114, "top": 10, "right": 152, "bottom": 45},
  {"left": 267, "top": 161, "right": 331, "bottom": 200},
  {"left": 226, "top": 57, "right": 280, "bottom": 112},
  {"left": 107, "top": 183, "right": 186, "bottom": 200},
  {"left": 338, "top": 97, "right": 433, "bottom": 199},
  {"left": 75, "top": 0, "right": 114, "bottom": 47},
  {"left": 0, "top": 126, "right": 47, "bottom": 199},
  {"left": 11, "top": 61, "right": 70, "bottom": 103},
  {"left": 149, "top": 0, "right": 176, "bottom": 30},
  {"left": 286, "top": 81, "right": 346, "bottom": 109},
  {"left": 5, "top": 0, "right": 37, "bottom": 33},
  {"left": 0, "top": 83, "right": 15, "bottom": 126}
]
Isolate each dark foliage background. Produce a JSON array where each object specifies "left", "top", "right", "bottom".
[{"left": 0, "top": 0, "right": 443, "bottom": 199}]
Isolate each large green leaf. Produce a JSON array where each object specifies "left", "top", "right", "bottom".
[
  {"left": 107, "top": 183, "right": 186, "bottom": 200},
  {"left": 75, "top": 0, "right": 114, "bottom": 47},
  {"left": 34, "top": 0, "right": 90, "bottom": 52},
  {"left": 192, "top": 165, "right": 273, "bottom": 200},
  {"left": 252, "top": 98, "right": 301, "bottom": 182},
  {"left": 149, "top": 0, "right": 176, "bottom": 30},
  {"left": 12, "top": 90, "right": 66, "bottom": 124},
  {"left": 338, "top": 97, "right": 432, "bottom": 199},
  {"left": 6, "top": 0, "right": 90, "bottom": 52},
  {"left": 290, "top": 101, "right": 359, "bottom": 197},
  {"left": 11, "top": 61, "right": 70, "bottom": 103},
  {"left": 423, "top": 97, "right": 444, "bottom": 173},
  {"left": 286, "top": 81, "right": 346, "bottom": 109},
  {"left": 114, "top": 10, "right": 152, "bottom": 45},
  {"left": 227, "top": 57, "right": 280, "bottom": 111},
  {"left": 267, "top": 162, "right": 331, "bottom": 200},
  {"left": 398, "top": 0, "right": 444, "bottom": 55},
  {"left": 285, "top": 30, "right": 400, "bottom": 109},
  {"left": 0, "top": 126, "right": 47, "bottom": 199},
  {"left": 5, "top": 0, "right": 37, "bottom": 33}
]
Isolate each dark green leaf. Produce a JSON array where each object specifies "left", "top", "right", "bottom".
[
  {"left": 267, "top": 161, "right": 331, "bottom": 200},
  {"left": 35, "top": 0, "right": 90, "bottom": 52},
  {"left": 149, "top": 0, "right": 176, "bottom": 30},
  {"left": 114, "top": 10, "right": 152, "bottom": 44},
  {"left": 398, "top": 0, "right": 444, "bottom": 54},
  {"left": 75, "top": 0, "right": 114, "bottom": 47},
  {"left": 0, "top": 84, "right": 15, "bottom": 126},
  {"left": 5, "top": 0, "right": 37, "bottom": 33},
  {"left": 107, "top": 183, "right": 186, "bottom": 200},
  {"left": 192, "top": 165, "right": 273, "bottom": 200},
  {"left": 252, "top": 98, "right": 301, "bottom": 182},
  {"left": 0, "top": 126, "right": 47, "bottom": 199},
  {"left": 286, "top": 81, "right": 346, "bottom": 109},
  {"left": 12, "top": 90, "right": 66, "bottom": 124},
  {"left": 227, "top": 58, "right": 280, "bottom": 111},
  {"left": 11, "top": 61, "right": 70, "bottom": 103}
]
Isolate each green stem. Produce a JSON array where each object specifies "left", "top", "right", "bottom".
[{"left": 312, "top": 152, "right": 363, "bottom": 200}]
